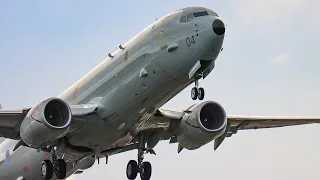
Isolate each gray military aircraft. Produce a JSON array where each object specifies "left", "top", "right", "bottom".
[{"left": 0, "top": 6, "right": 319, "bottom": 180}]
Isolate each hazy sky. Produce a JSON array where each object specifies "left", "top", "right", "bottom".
[{"left": 1, "top": 0, "right": 320, "bottom": 180}]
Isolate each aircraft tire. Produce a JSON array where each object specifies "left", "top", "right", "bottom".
[
  {"left": 191, "top": 87, "right": 198, "bottom": 100},
  {"left": 198, "top": 87, "right": 205, "bottom": 100},
  {"left": 126, "top": 160, "right": 138, "bottom": 179},
  {"left": 140, "top": 161, "right": 152, "bottom": 180},
  {"left": 41, "top": 160, "right": 53, "bottom": 180},
  {"left": 55, "top": 159, "right": 67, "bottom": 179}
]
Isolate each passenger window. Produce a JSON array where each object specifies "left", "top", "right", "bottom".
[
  {"left": 187, "top": 13, "right": 193, "bottom": 21},
  {"left": 180, "top": 16, "right": 187, "bottom": 23}
]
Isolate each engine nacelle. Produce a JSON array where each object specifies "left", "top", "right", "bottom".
[
  {"left": 76, "top": 155, "right": 96, "bottom": 170},
  {"left": 20, "top": 98, "right": 72, "bottom": 148},
  {"left": 177, "top": 101, "right": 227, "bottom": 150}
]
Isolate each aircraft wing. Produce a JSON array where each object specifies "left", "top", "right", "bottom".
[
  {"left": 91, "top": 109, "right": 320, "bottom": 157},
  {"left": 0, "top": 104, "right": 97, "bottom": 140},
  {"left": 143, "top": 109, "right": 320, "bottom": 131},
  {"left": 226, "top": 115, "right": 320, "bottom": 137},
  {"left": 143, "top": 109, "right": 320, "bottom": 132},
  {"left": 139, "top": 109, "right": 185, "bottom": 131},
  {"left": 227, "top": 115, "right": 320, "bottom": 129},
  {"left": 0, "top": 109, "right": 30, "bottom": 139},
  {"left": 138, "top": 109, "right": 320, "bottom": 147}
]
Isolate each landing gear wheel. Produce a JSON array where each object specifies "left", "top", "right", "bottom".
[
  {"left": 140, "top": 161, "right": 152, "bottom": 180},
  {"left": 55, "top": 159, "right": 67, "bottom": 179},
  {"left": 198, "top": 87, "right": 205, "bottom": 100},
  {"left": 191, "top": 87, "right": 198, "bottom": 100},
  {"left": 126, "top": 160, "right": 138, "bottom": 179},
  {"left": 41, "top": 160, "right": 53, "bottom": 180}
]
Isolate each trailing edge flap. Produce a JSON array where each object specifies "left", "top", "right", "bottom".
[{"left": 70, "top": 103, "right": 98, "bottom": 116}]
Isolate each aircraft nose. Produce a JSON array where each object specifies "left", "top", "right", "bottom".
[{"left": 212, "top": 19, "right": 225, "bottom": 35}]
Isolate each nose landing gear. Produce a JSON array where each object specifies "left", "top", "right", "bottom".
[
  {"left": 126, "top": 134, "right": 154, "bottom": 180},
  {"left": 191, "top": 75, "right": 205, "bottom": 100},
  {"left": 41, "top": 146, "right": 67, "bottom": 180}
]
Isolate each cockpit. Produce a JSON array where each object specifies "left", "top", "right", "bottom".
[{"left": 180, "top": 7, "right": 218, "bottom": 23}]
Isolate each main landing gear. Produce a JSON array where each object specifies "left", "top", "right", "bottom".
[
  {"left": 126, "top": 134, "right": 154, "bottom": 180},
  {"left": 41, "top": 146, "right": 67, "bottom": 180},
  {"left": 191, "top": 74, "right": 205, "bottom": 100}
]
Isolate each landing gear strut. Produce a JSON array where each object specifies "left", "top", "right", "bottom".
[
  {"left": 126, "top": 134, "right": 153, "bottom": 180},
  {"left": 191, "top": 74, "right": 205, "bottom": 100},
  {"left": 41, "top": 146, "right": 67, "bottom": 180}
]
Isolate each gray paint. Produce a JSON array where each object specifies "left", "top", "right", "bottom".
[{"left": 0, "top": 6, "right": 224, "bottom": 180}]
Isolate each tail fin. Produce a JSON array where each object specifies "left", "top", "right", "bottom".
[{"left": 0, "top": 104, "right": 2, "bottom": 109}]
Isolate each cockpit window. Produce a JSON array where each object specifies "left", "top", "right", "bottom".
[
  {"left": 180, "top": 16, "right": 187, "bottom": 23},
  {"left": 193, "top": 11, "right": 209, "bottom": 17},
  {"left": 187, "top": 13, "right": 194, "bottom": 21},
  {"left": 180, "top": 9, "right": 217, "bottom": 23},
  {"left": 207, "top": 10, "right": 218, "bottom": 17},
  {"left": 181, "top": 13, "right": 194, "bottom": 23}
]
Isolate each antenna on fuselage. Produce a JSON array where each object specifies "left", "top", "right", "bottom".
[
  {"left": 108, "top": 53, "right": 114, "bottom": 59},
  {"left": 119, "top": 44, "right": 125, "bottom": 50}
]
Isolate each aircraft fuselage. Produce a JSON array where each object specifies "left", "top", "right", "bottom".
[{"left": 0, "top": 7, "right": 224, "bottom": 180}]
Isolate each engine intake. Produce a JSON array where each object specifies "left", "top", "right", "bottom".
[
  {"left": 43, "top": 99, "right": 71, "bottom": 128},
  {"left": 198, "top": 102, "right": 226, "bottom": 132},
  {"left": 20, "top": 98, "right": 72, "bottom": 148}
]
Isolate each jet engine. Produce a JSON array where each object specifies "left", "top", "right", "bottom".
[
  {"left": 177, "top": 101, "right": 227, "bottom": 150},
  {"left": 20, "top": 98, "right": 72, "bottom": 148}
]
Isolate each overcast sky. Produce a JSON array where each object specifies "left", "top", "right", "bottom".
[{"left": 1, "top": 0, "right": 320, "bottom": 180}]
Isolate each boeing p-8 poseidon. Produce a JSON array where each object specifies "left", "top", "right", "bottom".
[{"left": 0, "top": 7, "right": 319, "bottom": 180}]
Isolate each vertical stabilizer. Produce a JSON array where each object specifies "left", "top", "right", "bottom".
[{"left": 0, "top": 104, "right": 2, "bottom": 109}]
